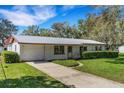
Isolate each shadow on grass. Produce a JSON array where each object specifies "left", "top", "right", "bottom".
[
  {"left": 106, "top": 58, "right": 124, "bottom": 64},
  {"left": 0, "top": 76, "right": 68, "bottom": 88}
]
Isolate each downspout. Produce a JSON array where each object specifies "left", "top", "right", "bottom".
[
  {"left": 67, "top": 46, "right": 68, "bottom": 59},
  {"left": 43, "top": 45, "right": 45, "bottom": 60}
]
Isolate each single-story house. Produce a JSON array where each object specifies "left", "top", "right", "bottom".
[
  {"left": 5, "top": 35, "right": 106, "bottom": 61},
  {"left": 118, "top": 45, "right": 124, "bottom": 53}
]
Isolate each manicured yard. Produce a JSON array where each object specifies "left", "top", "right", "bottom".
[
  {"left": 53, "top": 54, "right": 124, "bottom": 83},
  {"left": 0, "top": 63, "right": 67, "bottom": 88}
]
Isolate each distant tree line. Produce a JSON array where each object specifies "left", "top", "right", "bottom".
[
  {"left": 1, "top": 6, "right": 124, "bottom": 50},
  {"left": 21, "top": 6, "right": 124, "bottom": 50}
]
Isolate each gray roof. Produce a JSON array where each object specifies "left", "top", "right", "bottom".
[{"left": 13, "top": 35, "right": 105, "bottom": 45}]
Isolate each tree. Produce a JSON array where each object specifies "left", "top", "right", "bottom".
[
  {"left": 78, "top": 6, "right": 124, "bottom": 50},
  {"left": 22, "top": 25, "right": 51, "bottom": 37},
  {"left": 51, "top": 22, "right": 82, "bottom": 38},
  {"left": 78, "top": 14, "right": 96, "bottom": 39},
  {"left": 78, "top": 19, "right": 87, "bottom": 37},
  {"left": 51, "top": 22, "right": 68, "bottom": 37},
  {"left": 21, "top": 6, "right": 124, "bottom": 50},
  {"left": 39, "top": 28, "right": 52, "bottom": 37},
  {"left": 22, "top": 25, "right": 40, "bottom": 36},
  {"left": 0, "top": 18, "right": 17, "bottom": 46},
  {"left": 91, "top": 6, "right": 124, "bottom": 50}
]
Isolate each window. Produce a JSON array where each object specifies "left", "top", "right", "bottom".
[
  {"left": 80, "top": 46, "right": 87, "bottom": 52},
  {"left": 80, "top": 46, "right": 83, "bottom": 52},
  {"left": 54, "top": 46, "right": 64, "bottom": 55},
  {"left": 99, "top": 46, "right": 102, "bottom": 51},
  {"left": 68, "top": 46, "right": 72, "bottom": 53},
  {"left": 83, "top": 46, "right": 87, "bottom": 51},
  {"left": 95, "top": 46, "right": 98, "bottom": 51},
  {"left": 95, "top": 46, "right": 102, "bottom": 51}
]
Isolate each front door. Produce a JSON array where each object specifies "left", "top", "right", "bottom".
[
  {"left": 68, "top": 46, "right": 72, "bottom": 58},
  {"left": 80, "top": 46, "right": 83, "bottom": 55}
]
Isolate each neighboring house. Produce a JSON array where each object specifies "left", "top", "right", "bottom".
[
  {"left": 118, "top": 45, "right": 124, "bottom": 53},
  {"left": 5, "top": 35, "right": 106, "bottom": 61},
  {"left": 0, "top": 46, "right": 3, "bottom": 53}
]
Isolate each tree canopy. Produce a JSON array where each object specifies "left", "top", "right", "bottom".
[
  {"left": 22, "top": 6, "right": 124, "bottom": 50},
  {"left": 0, "top": 18, "right": 17, "bottom": 46}
]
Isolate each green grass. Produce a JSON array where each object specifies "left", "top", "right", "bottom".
[
  {"left": 53, "top": 53, "right": 124, "bottom": 83},
  {"left": 53, "top": 60, "right": 79, "bottom": 67},
  {"left": 75, "top": 54, "right": 124, "bottom": 83},
  {"left": 0, "top": 63, "right": 67, "bottom": 88}
]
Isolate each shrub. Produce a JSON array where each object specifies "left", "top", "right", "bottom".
[
  {"left": 53, "top": 60, "right": 79, "bottom": 67},
  {"left": 1, "top": 51, "right": 20, "bottom": 63},
  {"left": 119, "top": 53, "right": 124, "bottom": 57},
  {"left": 81, "top": 51, "right": 119, "bottom": 59}
]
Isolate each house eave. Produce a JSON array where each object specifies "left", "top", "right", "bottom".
[{"left": 18, "top": 42, "right": 106, "bottom": 46}]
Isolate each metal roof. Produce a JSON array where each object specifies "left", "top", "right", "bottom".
[{"left": 13, "top": 35, "right": 105, "bottom": 45}]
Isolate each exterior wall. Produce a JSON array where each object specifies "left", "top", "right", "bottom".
[
  {"left": 44, "top": 45, "right": 68, "bottom": 60},
  {"left": 45, "top": 45, "right": 81, "bottom": 60},
  {"left": 45, "top": 44, "right": 105, "bottom": 60},
  {"left": 20, "top": 44, "right": 44, "bottom": 61},
  {"left": 102, "top": 45, "right": 106, "bottom": 50},
  {"left": 19, "top": 44, "right": 81, "bottom": 61},
  {"left": 7, "top": 42, "right": 20, "bottom": 54},
  {"left": 119, "top": 46, "right": 124, "bottom": 53},
  {"left": 88, "top": 45, "right": 94, "bottom": 51},
  {"left": 0, "top": 47, "right": 3, "bottom": 53},
  {"left": 72, "top": 46, "right": 80, "bottom": 59},
  {"left": 7, "top": 43, "right": 106, "bottom": 61},
  {"left": 20, "top": 44, "right": 68, "bottom": 61},
  {"left": 82, "top": 45, "right": 105, "bottom": 51},
  {"left": 44, "top": 45, "right": 53, "bottom": 60}
]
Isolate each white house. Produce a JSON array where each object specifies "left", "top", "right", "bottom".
[
  {"left": 5, "top": 35, "right": 106, "bottom": 61},
  {"left": 118, "top": 45, "right": 124, "bottom": 53}
]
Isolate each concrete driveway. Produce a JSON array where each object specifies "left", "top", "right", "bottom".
[{"left": 27, "top": 61, "right": 124, "bottom": 88}]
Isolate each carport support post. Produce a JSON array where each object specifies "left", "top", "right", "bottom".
[{"left": 43, "top": 45, "right": 45, "bottom": 60}]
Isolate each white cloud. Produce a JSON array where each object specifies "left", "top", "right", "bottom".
[
  {"left": 33, "top": 6, "right": 56, "bottom": 21},
  {"left": 62, "top": 12, "right": 68, "bottom": 16},
  {"left": 12, "top": 5, "right": 29, "bottom": 13},
  {"left": 62, "top": 5, "right": 77, "bottom": 10},
  {"left": 0, "top": 6, "right": 56, "bottom": 26}
]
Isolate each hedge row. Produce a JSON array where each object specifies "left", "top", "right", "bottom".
[
  {"left": 81, "top": 51, "right": 119, "bottom": 59},
  {"left": 1, "top": 51, "right": 20, "bottom": 63}
]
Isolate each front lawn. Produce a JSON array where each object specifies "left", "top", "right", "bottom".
[
  {"left": 75, "top": 57, "right": 124, "bottom": 83},
  {"left": 53, "top": 54, "right": 124, "bottom": 83},
  {"left": 0, "top": 63, "right": 67, "bottom": 88}
]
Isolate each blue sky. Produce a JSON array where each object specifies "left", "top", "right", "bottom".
[{"left": 0, "top": 5, "right": 98, "bottom": 33}]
